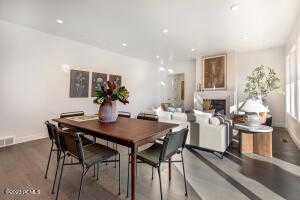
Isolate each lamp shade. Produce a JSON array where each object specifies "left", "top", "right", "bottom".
[{"left": 240, "top": 99, "right": 268, "bottom": 113}]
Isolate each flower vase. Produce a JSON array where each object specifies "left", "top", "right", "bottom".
[{"left": 98, "top": 101, "right": 118, "bottom": 123}]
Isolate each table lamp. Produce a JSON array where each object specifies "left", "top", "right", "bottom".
[{"left": 240, "top": 99, "right": 268, "bottom": 126}]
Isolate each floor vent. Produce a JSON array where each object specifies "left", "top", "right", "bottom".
[{"left": 0, "top": 136, "right": 15, "bottom": 148}]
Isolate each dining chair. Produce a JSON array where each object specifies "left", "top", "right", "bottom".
[
  {"left": 118, "top": 111, "right": 131, "bottom": 118},
  {"left": 126, "top": 128, "right": 189, "bottom": 200},
  {"left": 55, "top": 130, "right": 121, "bottom": 200},
  {"left": 44, "top": 121, "right": 95, "bottom": 194}
]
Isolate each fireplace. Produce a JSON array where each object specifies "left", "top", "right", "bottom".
[
  {"left": 194, "top": 90, "right": 235, "bottom": 117},
  {"left": 203, "top": 99, "right": 226, "bottom": 115}
]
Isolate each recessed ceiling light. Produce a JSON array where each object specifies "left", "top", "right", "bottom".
[
  {"left": 163, "top": 29, "right": 169, "bottom": 34},
  {"left": 168, "top": 69, "right": 174, "bottom": 73},
  {"left": 156, "top": 55, "right": 160, "bottom": 59},
  {"left": 160, "top": 81, "right": 166, "bottom": 86},
  {"left": 122, "top": 43, "right": 127, "bottom": 47},
  {"left": 56, "top": 19, "right": 64, "bottom": 24},
  {"left": 230, "top": 4, "right": 240, "bottom": 11},
  {"left": 159, "top": 67, "right": 165, "bottom": 71},
  {"left": 191, "top": 49, "right": 196, "bottom": 52}
]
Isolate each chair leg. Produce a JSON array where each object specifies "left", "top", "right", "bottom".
[
  {"left": 55, "top": 155, "right": 66, "bottom": 200},
  {"left": 118, "top": 153, "right": 121, "bottom": 195},
  {"left": 78, "top": 168, "right": 86, "bottom": 200},
  {"left": 157, "top": 166, "right": 163, "bottom": 200},
  {"left": 114, "top": 144, "right": 118, "bottom": 168},
  {"left": 181, "top": 152, "right": 188, "bottom": 197},
  {"left": 151, "top": 167, "right": 154, "bottom": 180},
  {"left": 97, "top": 163, "right": 99, "bottom": 181},
  {"left": 45, "top": 141, "right": 54, "bottom": 179},
  {"left": 93, "top": 165, "right": 96, "bottom": 177},
  {"left": 51, "top": 151, "right": 61, "bottom": 194},
  {"left": 126, "top": 154, "right": 130, "bottom": 198},
  {"left": 106, "top": 141, "right": 109, "bottom": 166}
]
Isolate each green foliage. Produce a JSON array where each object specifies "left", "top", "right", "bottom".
[
  {"left": 93, "top": 81, "right": 129, "bottom": 105},
  {"left": 244, "top": 65, "right": 281, "bottom": 99}
]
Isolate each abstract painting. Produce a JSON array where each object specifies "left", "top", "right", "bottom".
[
  {"left": 69, "top": 70, "right": 89, "bottom": 97},
  {"left": 203, "top": 55, "right": 226, "bottom": 90},
  {"left": 91, "top": 72, "right": 107, "bottom": 97},
  {"left": 109, "top": 74, "right": 122, "bottom": 87}
]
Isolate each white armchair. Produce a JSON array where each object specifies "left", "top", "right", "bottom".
[{"left": 194, "top": 113, "right": 230, "bottom": 156}]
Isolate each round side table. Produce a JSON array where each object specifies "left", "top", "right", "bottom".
[{"left": 234, "top": 123, "right": 273, "bottom": 157}]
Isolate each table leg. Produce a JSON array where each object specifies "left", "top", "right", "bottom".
[
  {"left": 168, "top": 157, "right": 172, "bottom": 181},
  {"left": 131, "top": 145, "right": 137, "bottom": 200}
]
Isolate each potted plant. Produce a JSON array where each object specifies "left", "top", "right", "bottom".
[
  {"left": 93, "top": 81, "right": 129, "bottom": 122},
  {"left": 243, "top": 65, "right": 281, "bottom": 124}
]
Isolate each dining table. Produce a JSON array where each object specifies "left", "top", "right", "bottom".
[{"left": 53, "top": 116, "right": 178, "bottom": 200}]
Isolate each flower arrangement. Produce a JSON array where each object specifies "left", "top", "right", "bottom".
[
  {"left": 244, "top": 65, "right": 281, "bottom": 99},
  {"left": 93, "top": 81, "right": 129, "bottom": 105}
]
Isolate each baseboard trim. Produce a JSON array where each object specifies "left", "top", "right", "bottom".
[
  {"left": 272, "top": 121, "right": 286, "bottom": 128},
  {"left": 287, "top": 127, "right": 300, "bottom": 149},
  {"left": 15, "top": 133, "right": 48, "bottom": 145}
]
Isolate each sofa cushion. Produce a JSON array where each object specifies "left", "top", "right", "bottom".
[
  {"left": 210, "top": 117, "right": 221, "bottom": 126},
  {"left": 172, "top": 112, "right": 188, "bottom": 121}
]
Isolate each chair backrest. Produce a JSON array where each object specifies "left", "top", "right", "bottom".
[
  {"left": 59, "top": 131, "right": 85, "bottom": 163},
  {"left": 137, "top": 113, "right": 158, "bottom": 121},
  {"left": 59, "top": 111, "right": 85, "bottom": 128},
  {"left": 118, "top": 111, "right": 131, "bottom": 118},
  {"left": 60, "top": 111, "right": 85, "bottom": 118},
  {"left": 45, "top": 121, "right": 55, "bottom": 140},
  {"left": 160, "top": 128, "right": 189, "bottom": 162},
  {"left": 45, "top": 121, "right": 62, "bottom": 150}
]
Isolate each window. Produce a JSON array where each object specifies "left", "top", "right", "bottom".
[
  {"left": 286, "top": 56, "right": 290, "bottom": 114},
  {"left": 286, "top": 44, "right": 298, "bottom": 120}
]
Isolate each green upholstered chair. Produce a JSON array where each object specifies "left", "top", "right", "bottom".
[
  {"left": 126, "top": 128, "right": 189, "bottom": 200},
  {"left": 54, "top": 130, "right": 121, "bottom": 200},
  {"left": 44, "top": 121, "right": 94, "bottom": 180}
]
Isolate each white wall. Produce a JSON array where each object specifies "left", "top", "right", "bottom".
[
  {"left": 195, "top": 47, "right": 285, "bottom": 127},
  {"left": 285, "top": 13, "right": 300, "bottom": 148},
  {"left": 0, "top": 20, "right": 161, "bottom": 144}
]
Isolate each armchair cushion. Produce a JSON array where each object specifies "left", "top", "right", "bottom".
[{"left": 210, "top": 117, "right": 221, "bottom": 126}]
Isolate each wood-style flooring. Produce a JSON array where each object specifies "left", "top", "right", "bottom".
[{"left": 0, "top": 138, "right": 201, "bottom": 200}]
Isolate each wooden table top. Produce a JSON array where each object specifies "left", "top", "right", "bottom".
[{"left": 53, "top": 117, "right": 178, "bottom": 146}]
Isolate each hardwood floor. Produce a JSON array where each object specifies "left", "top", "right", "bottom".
[
  {"left": 185, "top": 127, "right": 300, "bottom": 200},
  {"left": 1, "top": 127, "right": 299, "bottom": 200},
  {"left": 0, "top": 138, "right": 201, "bottom": 200}
]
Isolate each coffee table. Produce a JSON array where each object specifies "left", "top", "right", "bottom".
[{"left": 234, "top": 123, "right": 273, "bottom": 157}]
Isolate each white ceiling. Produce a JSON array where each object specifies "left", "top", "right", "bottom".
[{"left": 0, "top": 0, "right": 299, "bottom": 64}]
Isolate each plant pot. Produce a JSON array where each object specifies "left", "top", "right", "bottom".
[
  {"left": 245, "top": 113, "right": 261, "bottom": 126},
  {"left": 98, "top": 101, "right": 118, "bottom": 123}
]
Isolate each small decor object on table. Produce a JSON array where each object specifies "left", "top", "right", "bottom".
[
  {"left": 93, "top": 81, "right": 129, "bottom": 123},
  {"left": 240, "top": 99, "right": 268, "bottom": 126}
]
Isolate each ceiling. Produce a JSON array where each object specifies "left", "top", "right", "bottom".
[{"left": 0, "top": 0, "right": 299, "bottom": 64}]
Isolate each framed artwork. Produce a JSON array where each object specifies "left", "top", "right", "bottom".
[
  {"left": 91, "top": 72, "right": 107, "bottom": 97},
  {"left": 109, "top": 74, "right": 122, "bottom": 87},
  {"left": 69, "top": 70, "right": 89, "bottom": 98},
  {"left": 202, "top": 54, "right": 226, "bottom": 90}
]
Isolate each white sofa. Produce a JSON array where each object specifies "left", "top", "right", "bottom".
[
  {"left": 156, "top": 107, "right": 190, "bottom": 144},
  {"left": 193, "top": 110, "right": 230, "bottom": 155}
]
